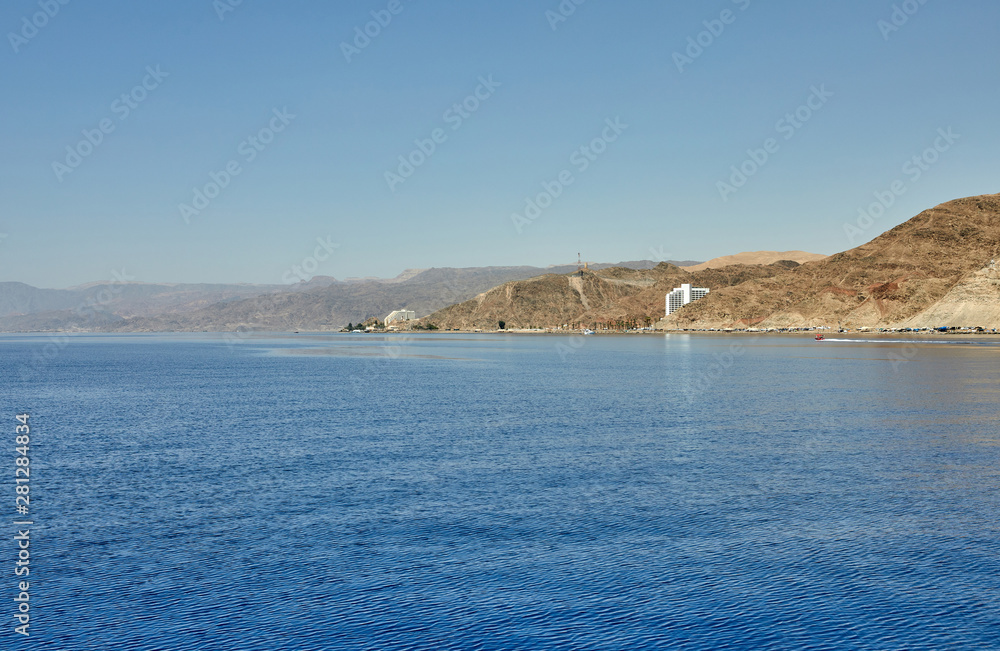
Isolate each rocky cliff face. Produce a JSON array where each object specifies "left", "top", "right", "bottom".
[
  {"left": 421, "top": 263, "right": 793, "bottom": 330},
  {"left": 660, "top": 193, "right": 1000, "bottom": 329}
]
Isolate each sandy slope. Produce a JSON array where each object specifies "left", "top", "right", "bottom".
[
  {"left": 897, "top": 263, "right": 1000, "bottom": 328},
  {"left": 682, "top": 251, "right": 827, "bottom": 272}
]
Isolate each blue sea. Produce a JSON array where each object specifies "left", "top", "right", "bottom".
[{"left": 3, "top": 332, "right": 1000, "bottom": 650}]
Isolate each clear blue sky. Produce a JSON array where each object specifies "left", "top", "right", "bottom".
[{"left": 2, "top": 0, "right": 997, "bottom": 288}]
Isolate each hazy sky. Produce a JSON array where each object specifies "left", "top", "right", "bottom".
[{"left": 2, "top": 0, "right": 997, "bottom": 288}]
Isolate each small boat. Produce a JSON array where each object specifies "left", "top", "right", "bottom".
[
  {"left": 815, "top": 334, "right": 824, "bottom": 341},
  {"left": 582, "top": 329, "right": 596, "bottom": 335}
]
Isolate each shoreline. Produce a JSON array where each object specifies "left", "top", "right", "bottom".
[{"left": 6, "top": 329, "right": 1000, "bottom": 338}]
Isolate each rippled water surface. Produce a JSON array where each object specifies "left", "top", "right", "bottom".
[{"left": 4, "top": 333, "right": 1000, "bottom": 649}]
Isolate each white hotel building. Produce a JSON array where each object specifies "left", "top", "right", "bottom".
[
  {"left": 384, "top": 309, "right": 416, "bottom": 326},
  {"left": 666, "top": 283, "right": 709, "bottom": 316}
]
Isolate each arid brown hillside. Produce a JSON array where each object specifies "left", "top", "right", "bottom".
[
  {"left": 421, "top": 262, "right": 795, "bottom": 330},
  {"left": 662, "top": 193, "right": 1000, "bottom": 329},
  {"left": 422, "top": 193, "right": 1000, "bottom": 331}
]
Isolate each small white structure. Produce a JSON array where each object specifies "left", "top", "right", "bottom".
[
  {"left": 384, "top": 309, "right": 415, "bottom": 326},
  {"left": 666, "top": 283, "right": 709, "bottom": 316}
]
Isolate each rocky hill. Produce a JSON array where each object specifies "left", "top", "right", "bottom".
[
  {"left": 418, "top": 193, "right": 1000, "bottom": 331},
  {"left": 661, "top": 193, "right": 1000, "bottom": 329},
  {"left": 420, "top": 262, "right": 797, "bottom": 330}
]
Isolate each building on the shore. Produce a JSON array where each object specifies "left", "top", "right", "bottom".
[
  {"left": 384, "top": 309, "right": 416, "bottom": 326},
  {"left": 666, "top": 283, "right": 709, "bottom": 316}
]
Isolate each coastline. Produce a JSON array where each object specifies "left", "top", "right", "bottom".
[{"left": 4, "top": 327, "right": 999, "bottom": 337}]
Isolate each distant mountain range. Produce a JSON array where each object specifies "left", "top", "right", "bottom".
[
  {"left": 0, "top": 277, "right": 338, "bottom": 331},
  {"left": 0, "top": 259, "right": 699, "bottom": 332}
]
